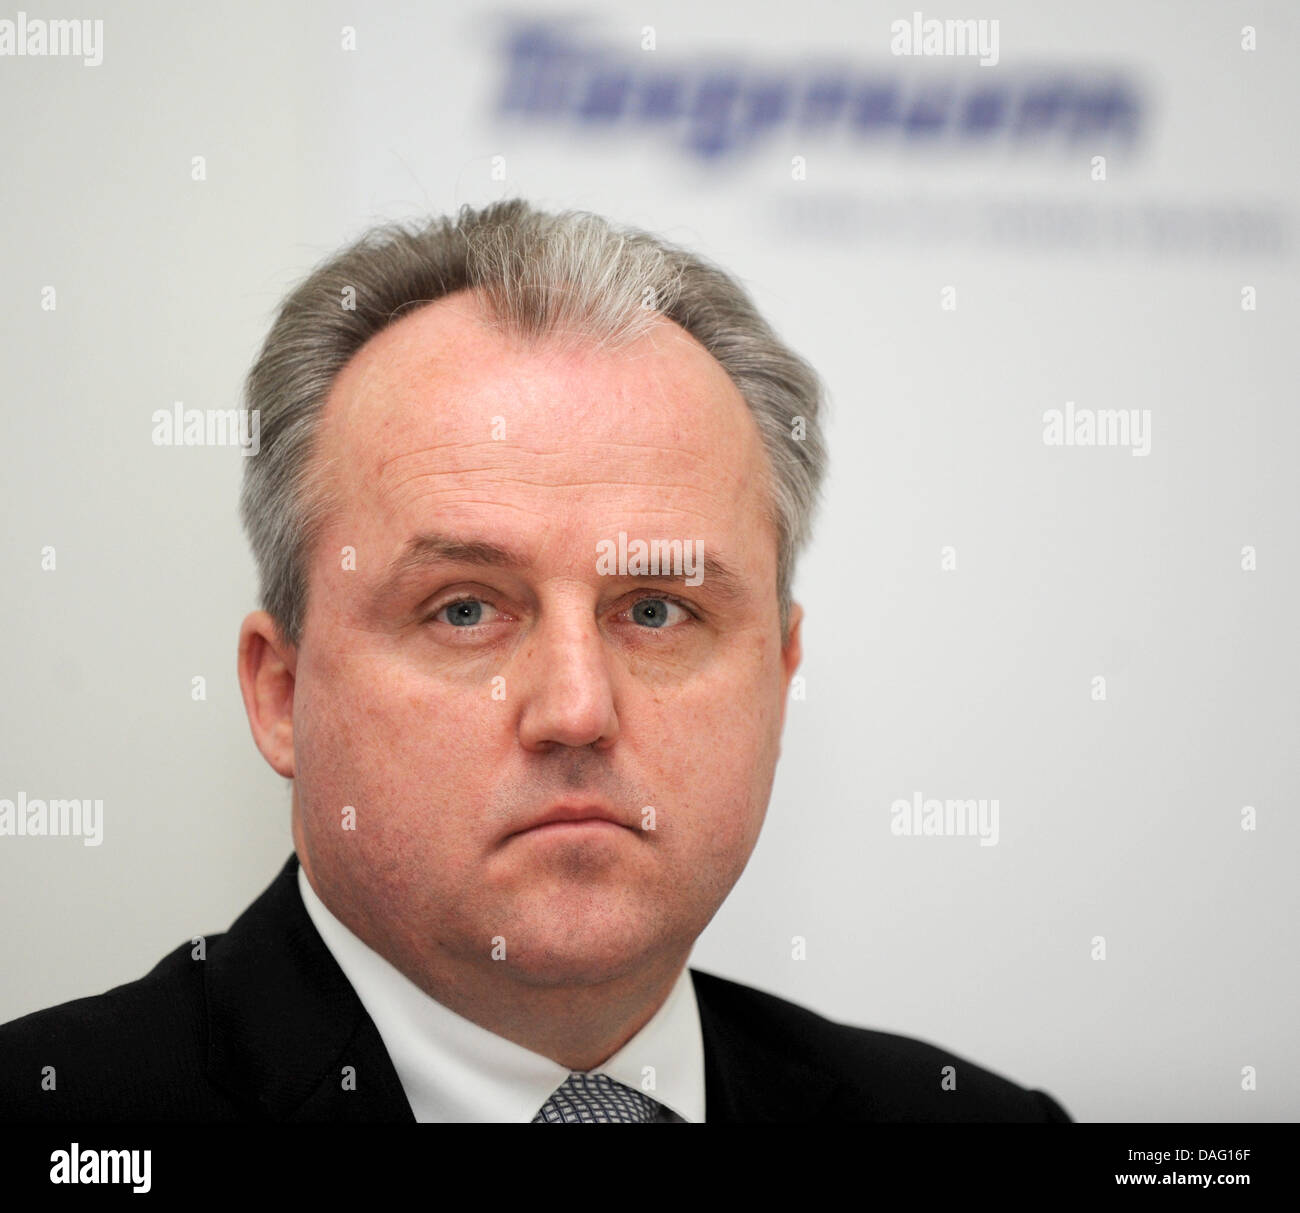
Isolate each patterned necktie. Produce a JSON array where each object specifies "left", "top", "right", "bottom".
[{"left": 533, "top": 1071, "right": 661, "bottom": 1123}]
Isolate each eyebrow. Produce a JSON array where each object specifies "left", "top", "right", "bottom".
[{"left": 373, "top": 531, "right": 752, "bottom": 606}]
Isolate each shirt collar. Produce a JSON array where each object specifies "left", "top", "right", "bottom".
[{"left": 297, "top": 866, "right": 706, "bottom": 1122}]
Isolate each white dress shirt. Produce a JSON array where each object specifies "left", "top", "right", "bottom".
[{"left": 297, "top": 867, "right": 706, "bottom": 1123}]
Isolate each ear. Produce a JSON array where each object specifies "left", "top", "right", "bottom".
[
  {"left": 778, "top": 601, "right": 804, "bottom": 732},
  {"left": 237, "top": 611, "right": 297, "bottom": 778}
]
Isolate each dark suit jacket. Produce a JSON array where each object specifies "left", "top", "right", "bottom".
[{"left": 0, "top": 855, "right": 1070, "bottom": 1122}]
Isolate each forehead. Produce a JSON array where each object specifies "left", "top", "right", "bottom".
[{"left": 317, "top": 292, "right": 772, "bottom": 529}]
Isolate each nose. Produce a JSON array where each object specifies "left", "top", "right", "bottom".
[{"left": 515, "top": 605, "right": 620, "bottom": 752}]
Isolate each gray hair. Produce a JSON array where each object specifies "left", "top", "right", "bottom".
[{"left": 240, "top": 198, "right": 827, "bottom": 645}]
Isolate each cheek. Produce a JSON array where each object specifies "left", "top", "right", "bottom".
[
  {"left": 292, "top": 645, "right": 499, "bottom": 857},
  {"left": 645, "top": 646, "right": 784, "bottom": 853}
]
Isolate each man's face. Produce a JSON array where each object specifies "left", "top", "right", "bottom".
[{"left": 285, "top": 293, "right": 802, "bottom": 991}]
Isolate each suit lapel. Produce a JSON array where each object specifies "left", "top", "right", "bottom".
[
  {"left": 204, "top": 854, "right": 414, "bottom": 1122},
  {"left": 691, "top": 969, "right": 840, "bottom": 1122}
]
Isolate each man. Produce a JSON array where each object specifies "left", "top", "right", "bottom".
[{"left": 0, "top": 200, "right": 1069, "bottom": 1123}]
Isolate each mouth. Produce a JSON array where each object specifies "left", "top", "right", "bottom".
[
  {"left": 506, "top": 803, "right": 632, "bottom": 840},
  {"left": 516, "top": 818, "right": 628, "bottom": 838}
]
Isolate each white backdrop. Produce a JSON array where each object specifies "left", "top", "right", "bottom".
[{"left": 1, "top": 0, "right": 1296, "bottom": 1123}]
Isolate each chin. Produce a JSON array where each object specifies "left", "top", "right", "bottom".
[
  {"left": 494, "top": 912, "right": 669, "bottom": 988},
  {"left": 500, "top": 945, "right": 651, "bottom": 989}
]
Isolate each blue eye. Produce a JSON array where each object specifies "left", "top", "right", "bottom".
[
  {"left": 630, "top": 598, "right": 685, "bottom": 629},
  {"left": 440, "top": 599, "right": 487, "bottom": 627}
]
